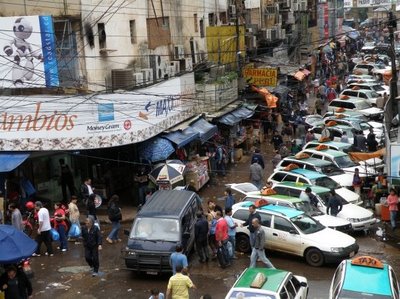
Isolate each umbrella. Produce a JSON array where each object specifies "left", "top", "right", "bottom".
[
  {"left": 0, "top": 225, "right": 37, "bottom": 263},
  {"left": 149, "top": 160, "right": 186, "bottom": 185},
  {"left": 138, "top": 137, "right": 175, "bottom": 163}
]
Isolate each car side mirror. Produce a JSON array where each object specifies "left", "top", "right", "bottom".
[
  {"left": 124, "top": 229, "right": 130, "bottom": 236},
  {"left": 300, "top": 281, "right": 308, "bottom": 287},
  {"left": 289, "top": 229, "right": 298, "bottom": 235}
]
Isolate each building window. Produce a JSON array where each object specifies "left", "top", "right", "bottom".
[
  {"left": 208, "top": 13, "right": 215, "bottom": 26},
  {"left": 194, "top": 14, "right": 198, "bottom": 32},
  {"left": 98, "top": 23, "right": 106, "bottom": 48},
  {"left": 130, "top": 20, "right": 137, "bottom": 44},
  {"left": 199, "top": 19, "right": 204, "bottom": 38}
]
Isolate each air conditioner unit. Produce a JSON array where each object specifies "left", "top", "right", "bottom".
[
  {"left": 170, "top": 61, "right": 180, "bottom": 74},
  {"left": 149, "top": 55, "right": 167, "bottom": 80},
  {"left": 111, "top": 68, "right": 134, "bottom": 90},
  {"left": 184, "top": 57, "right": 193, "bottom": 71},
  {"left": 174, "top": 45, "right": 185, "bottom": 60},
  {"left": 141, "top": 68, "right": 153, "bottom": 84},
  {"left": 266, "top": 29, "right": 272, "bottom": 40},
  {"left": 300, "top": 1, "right": 307, "bottom": 10},
  {"left": 133, "top": 73, "right": 144, "bottom": 86},
  {"left": 229, "top": 5, "right": 236, "bottom": 16},
  {"left": 167, "top": 65, "right": 176, "bottom": 78}
]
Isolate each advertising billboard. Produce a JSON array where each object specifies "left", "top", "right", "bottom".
[
  {"left": 0, "top": 15, "right": 59, "bottom": 88},
  {"left": 0, "top": 74, "right": 197, "bottom": 151},
  {"left": 390, "top": 144, "right": 400, "bottom": 185}
]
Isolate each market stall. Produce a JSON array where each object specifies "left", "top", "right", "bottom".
[{"left": 184, "top": 156, "right": 210, "bottom": 191}]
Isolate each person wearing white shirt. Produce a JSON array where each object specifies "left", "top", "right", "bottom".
[{"left": 32, "top": 201, "right": 53, "bottom": 257}]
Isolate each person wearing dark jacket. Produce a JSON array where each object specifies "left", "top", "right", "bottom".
[
  {"left": 82, "top": 215, "right": 103, "bottom": 276},
  {"left": 106, "top": 194, "right": 122, "bottom": 244},
  {"left": 194, "top": 211, "right": 209, "bottom": 263},
  {"left": 326, "top": 189, "right": 343, "bottom": 216},
  {"left": 0, "top": 265, "right": 33, "bottom": 299},
  {"left": 86, "top": 193, "right": 97, "bottom": 220},
  {"left": 241, "top": 205, "right": 261, "bottom": 248},
  {"left": 251, "top": 148, "right": 265, "bottom": 169}
]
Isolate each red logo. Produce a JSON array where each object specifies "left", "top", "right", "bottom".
[{"left": 123, "top": 120, "right": 131, "bottom": 130}]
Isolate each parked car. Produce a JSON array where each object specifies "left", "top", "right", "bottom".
[
  {"left": 226, "top": 182, "right": 259, "bottom": 201},
  {"left": 329, "top": 256, "right": 400, "bottom": 299},
  {"left": 225, "top": 267, "right": 309, "bottom": 299},
  {"left": 267, "top": 168, "right": 361, "bottom": 205},
  {"left": 302, "top": 141, "right": 352, "bottom": 152},
  {"left": 323, "top": 110, "right": 368, "bottom": 121},
  {"left": 347, "top": 82, "right": 389, "bottom": 97},
  {"left": 271, "top": 182, "right": 377, "bottom": 231},
  {"left": 328, "top": 98, "right": 383, "bottom": 120},
  {"left": 339, "top": 89, "right": 381, "bottom": 105},
  {"left": 308, "top": 124, "right": 356, "bottom": 144},
  {"left": 232, "top": 201, "right": 359, "bottom": 266},
  {"left": 345, "top": 74, "right": 375, "bottom": 84},
  {"left": 241, "top": 191, "right": 353, "bottom": 233},
  {"left": 275, "top": 155, "right": 354, "bottom": 187}
]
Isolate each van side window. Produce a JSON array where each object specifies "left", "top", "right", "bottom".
[{"left": 273, "top": 216, "right": 295, "bottom": 232}]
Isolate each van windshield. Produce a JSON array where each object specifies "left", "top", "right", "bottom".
[{"left": 130, "top": 217, "right": 180, "bottom": 242}]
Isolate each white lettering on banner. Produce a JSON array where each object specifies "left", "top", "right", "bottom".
[
  {"left": 357, "top": 0, "right": 370, "bottom": 6},
  {"left": 344, "top": 0, "right": 353, "bottom": 7},
  {"left": 0, "top": 73, "right": 199, "bottom": 151}
]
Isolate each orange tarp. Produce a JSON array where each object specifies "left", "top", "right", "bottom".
[
  {"left": 251, "top": 86, "right": 278, "bottom": 108},
  {"left": 348, "top": 148, "right": 385, "bottom": 162}
]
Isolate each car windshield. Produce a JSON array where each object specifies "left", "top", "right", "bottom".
[
  {"left": 318, "top": 192, "right": 349, "bottom": 206},
  {"left": 355, "top": 101, "right": 371, "bottom": 110},
  {"left": 313, "top": 177, "right": 340, "bottom": 189},
  {"left": 372, "top": 85, "right": 385, "bottom": 91},
  {"left": 334, "top": 155, "right": 358, "bottom": 168},
  {"left": 369, "top": 91, "right": 380, "bottom": 97},
  {"left": 338, "top": 290, "right": 393, "bottom": 299},
  {"left": 290, "top": 214, "right": 325, "bottom": 234},
  {"left": 228, "top": 291, "right": 276, "bottom": 299},
  {"left": 320, "top": 165, "right": 345, "bottom": 175},
  {"left": 359, "top": 122, "right": 371, "bottom": 131},
  {"left": 293, "top": 201, "right": 323, "bottom": 216},
  {"left": 130, "top": 217, "right": 180, "bottom": 242}
]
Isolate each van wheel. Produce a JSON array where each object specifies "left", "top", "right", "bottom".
[
  {"left": 236, "top": 234, "right": 251, "bottom": 253},
  {"left": 305, "top": 248, "right": 324, "bottom": 267}
]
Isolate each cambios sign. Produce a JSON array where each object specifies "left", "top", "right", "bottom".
[{"left": 0, "top": 15, "right": 59, "bottom": 88}]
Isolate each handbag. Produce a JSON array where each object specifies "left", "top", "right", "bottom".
[
  {"left": 68, "top": 223, "right": 81, "bottom": 238},
  {"left": 50, "top": 228, "right": 60, "bottom": 241}
]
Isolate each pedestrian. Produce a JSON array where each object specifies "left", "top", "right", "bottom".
[
  {"left": 340, "top": 131, "right": 349, "bottom": 143},
  {"left": 241, "top": 205, "right": 261, "bottom": 248},
  {"left": 59, "top": 158, "right": 76, "bottom": 204},
  {"left": 170, "top": 244, "right": 188, "bottom": 275},
  {"left": 251, "top": 148, "right": 265, "bottom": 169},
  {"left": 279, "top": 143, "right": 290, "bottom": 158},
  {"left": 80, "top": 177, "right": 94, "bottom": 205},
  {"left": 54, "top": 202, "right": 68, "bottom": 252},
  {"left": 81, "top": 216, "right": 103, "bottom": 276},
  {"left": 387, "top": 188, "right": 399, "bottom": 231},
  {"left": 149, "top": 289, "right": 165, "bottom": 299},
  {"left": 215, "top": 144, "right": 226, "bottom": 176},
  {"left": 326, "top": 189, "right": 343, "bottom": 216},
  {"left": 376, "top": 94, "right": 384, "bottom": 109},
  {"left": 321, "top": 124, "right": 330, "bottom": 139},
  {"left": 305, "top": 130, "right": 315, "bottom": 143},
  {"left": 271, "top": 150, "right": 282, "bottom": 169},
  {"left": 314, "top": 96, "right": 323, "bottom": 115},
  {"left": 166, "top": 265, "right": 196, "bottom": 299},
  {"left": 352, "top": 168, "right": 362, "bottom": 195},
  {"left": 249, "top": 218, "right": 274, "bottom": 268},
  {"left": 367, "top": 129, "right": 378, "bottom": 152},
  {"left": 86, "top": 193, "right": 97, "bottom": 220},
  {"left": 215, "top": 210, "right": 230, "bottom": 267},
  {"left": 224, "top": 188, "right": 235, "bottom": 210},
  {"left": 68, "top": 195, "right": 80, "bottom": 241},
  {"left": 32, "top": 201, "right": 53, "bottom": 257},
  {"left": 207, "top": 201, "right": 220, "bottom": 258},
  {"left": 354, "top": 130, "right": 367, "bottom": 152},
  {"left": 224, "top": 207, "right": 237, "bottom": 260},
  {"left": 194, "top": 211, "right": 209, "bottom": 263},
  {"left": 106, "top": 194, "right": 122, "bottom": 244},
  {"left": 300, "top": 187, "right": 319, "bottom": 207},
  {"left": 0, "top": 265, "right": 33, "bottom": 299},
  {"left": 8, "top": 202, "right": 23, "bottom": 231},
  {"left": 249, "top": 158, "right": 264, "bottom": 189},
  {"left": 383, "top": 92, "right": 389, "bottom": 108},
  {"left": 271, "top": 130, "right": 283, "bottom": 150}
]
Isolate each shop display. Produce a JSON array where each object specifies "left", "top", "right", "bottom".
[{"left": 184, "top": 156, "right": 210, "bottom": 191}]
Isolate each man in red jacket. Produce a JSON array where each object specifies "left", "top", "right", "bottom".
[{"left": 215, "top": 211, "right": 230, "bottom": 267}]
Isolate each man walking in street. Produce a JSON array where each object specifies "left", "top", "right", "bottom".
[
  {"left": 251, "top": 148, "right": 265, "bottom": 169},
  {"left": 241, "top": 205, "right": 261, "bottom": 249},
  {"left": 32, "top": 201, "right": 53, "bottom": 257},
  {"left": 327, "top": 189, "right": 343, "bottom": 217},
  {"left": 215, "top": 210, "right": 230, "bottom": 267},
  {"left": 82, "top": 216, "right": 103, "bottom": 276},
  {"left": 249, "top": 158, "right": 264, "bottom": 189},
  {"left": 194, "top": 211, "right": 209, "bottom": 263},
  {"left": 8, "top": 203, "right": 23, "bottom": 231},
  {"left": 166, "top": 265, "right": 196, "bottom": 299},
  {"left": 224, "top": 207, "right": 237, "bottom": 260},
  {"left": 170, "top": 244, "right": 188, "bottom": 275},
  {"left": 250, "top": 218, "right": 274, "bottom": 268}
]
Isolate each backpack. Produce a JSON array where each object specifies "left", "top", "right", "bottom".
[{"left": 108, "top": 204, "right": 122, "bottom": 222}]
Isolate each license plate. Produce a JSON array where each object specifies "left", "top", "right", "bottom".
[
  {"left": 349, "top": 251, "right": 355, "bottom": 258},
  {"left": 146, "top": 271, "right": 158, "bottom": 275}
]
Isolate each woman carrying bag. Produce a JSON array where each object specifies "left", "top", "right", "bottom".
[{"left": 106, "top": 195, "right": 122, "bottom": 244}]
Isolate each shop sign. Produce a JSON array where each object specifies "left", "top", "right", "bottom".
[
  {"left": 242, "top": 67, "right": 278, "bottom": 87},
  {"left": 0, "top": 15, "right": 59, "bottom": 89},
  {"left": 356, "top": 0, "right": 371, "bottom": 7},
  {"left": 0, "top": 73, "right": 198, "bottom": 151},
  {"left": 344, "top": 0, "right": 353, "bottom": 7}
]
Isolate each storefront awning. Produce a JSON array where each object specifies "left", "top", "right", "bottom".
[
  {"left": 189, "top": 118, "right": 218, "bottom": 144},
  {"left": 0, "top": 153, "right": 30, "bottom": 172},
  {"left": 163, "top": 127, "right": 200, "bottom": 148},
  {"left": 138, "top": 137, "right": 175, "bottom": 163},
  {"left": 217, "top": 106, "right": 257, "bottom": 126}
]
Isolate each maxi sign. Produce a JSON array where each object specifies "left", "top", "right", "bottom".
[
  {"left": 243, "top": 67, "right": 278, "bottom": 87},
  {"left": 0, "top": 15, "right": 59, "bottom": 88},
  {"left": 0, "top": 73, "right": 197, "bottom": 151}
]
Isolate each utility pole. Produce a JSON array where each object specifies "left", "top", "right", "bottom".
[
  {"left": 387, "top": 11, "right": 398, "bottom": 129},
  {"left": 235, "top": 0, "right": 241, "bottom": 96}
]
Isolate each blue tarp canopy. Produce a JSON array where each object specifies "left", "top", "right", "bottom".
[
  {"left": 217, "top": 106, "right": 255, "bottom": 126},
  {"left": 0, "top": 153, "right": 30, "bottom": 172},
  {"left": 190, "top": 118, "right": 218, "bottom": 144},
  {"left": 138, "top": 137, "right": 175, "bottom": 163},
  {"left": 163, "top": 127, "right": 200, "bottom": 148}
]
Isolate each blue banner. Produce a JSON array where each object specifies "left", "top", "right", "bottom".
[{"left": 39, "top": 15, "right": 59, "bottom": 87}]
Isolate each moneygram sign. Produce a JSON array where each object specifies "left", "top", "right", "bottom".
[{"left": 243, "top": 68, "right": 278, "bottom": 87}]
